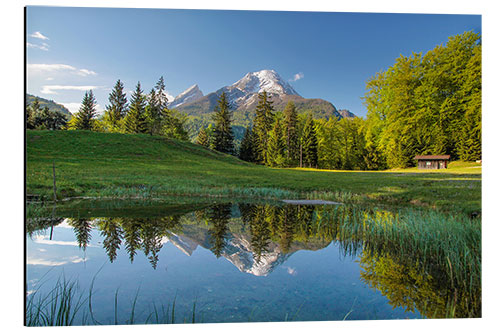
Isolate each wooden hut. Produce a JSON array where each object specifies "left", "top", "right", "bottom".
[{"left": 414, "top": 155, "right": 450, "bottom": 169}]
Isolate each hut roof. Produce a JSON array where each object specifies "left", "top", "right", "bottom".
[{"left": 414, "top": 155, "right": 451, "bottom": 160}]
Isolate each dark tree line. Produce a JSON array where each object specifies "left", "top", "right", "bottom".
[{"left": 196, "top": 89, "right": 377, "bottom": 169}]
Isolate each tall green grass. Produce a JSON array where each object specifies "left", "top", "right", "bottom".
[
  {"left": 26, "top": 276, "right": 87, "bottom": 326},
  {"left": 26, "top": 276, "right": 199, "bottom": 326},
  {"left": 319, "top": 205, "right": 481, "bottom": 317}
]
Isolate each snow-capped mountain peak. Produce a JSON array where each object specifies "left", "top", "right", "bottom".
[
  {"left": 209, "top": 69, "right": 301, "bottom": 109},
  {"left": 231, "top": 69, "right": 299, "bottom": 96},
  {"left": 169, "top": 84, "right": 204, "bottom": 108}
]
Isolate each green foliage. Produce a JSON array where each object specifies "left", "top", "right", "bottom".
[
  {"left": 162, "top": 108, "right": 189, "bottom": 141},
  {"left": 316, "top": 118, "right": 342, "bottom": 169},
  {"left": 364, "top": 31, "right": 481, "bottom": 168},
  {"left": 71, "top": 90, "right": 97, "bottom": 130},
  {"left": 253, "top": 91, "right": 275, "bottom": 163},
  {"left": 456, "top": 45, "right": 481, "bottom": 161},
  {"left": 123, "top": 82, "right": 148, "bottom": 134},
  {"left": 196, "top": 127, "right": 210, "bottom": 147},
  {"left": 27, "top": 98, "right": 68, "bottom": 130},
  {"left": 283, "top": 101, "right": 299, "bottom": 166},
  {"left": 26, "top": 123, "right": 481, "bottom": 213},
  {"left": 239, "top": 126, "right": 256, "bottom": 162},
  {"left": 211, "top": 92, "right": 235, "bottom": 154},
  {"left": 145, "top": 77, "right": 170, "bottom": 136},
  {"left": 103, "top": 79, "right": 128, "bottom": 132},
  {"left": 266, "top": 117, "right": 286, "bottom": 167},
  {"left": 300, "top": 114, "right": 318, "bottom": 168},
  {"left": 154, "top": 76, "right": 170, "bottom": 110}
]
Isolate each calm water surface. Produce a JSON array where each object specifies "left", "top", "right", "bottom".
[{"left": 27, "top": 201, "right": 448, "bottom": 324}]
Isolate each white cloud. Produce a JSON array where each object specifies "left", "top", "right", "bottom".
[
  {"left": 70, "top": 256, "right": 86, "bottom": 264},
  {"left": 28, "top": 63, "right": 97, "bottom": 77},
  {"left": 144, "top": 90, "right": 175, "bottom": 102},
  {"left": 32, "top": 235, "right": 80, "bottom": 246},
  {"left": 61, "top": 103, "right": 82, "bottom": 114},
  {"left": 32, "top": 234, "right": 97, "bottom": 247},
  {"left": 165, "top": 91, "right": 175, "bottom": 103},
  {"left": 290, "top": 72, "right": 304, "bottom": 82},
  {"left": 62, "top": 102, "right": 104, "bottom": 115},
  {"left": 27, "top": 42, "right": 49, "bottom": 51},
  {"left": 40, "top": 85, "right": 101, "bottom": 95},
  {"left": 46, "top": 77, "right": 54, "bottom": 81},
  {"left": 27, "top": 258, "right": 68, "bottom": 266},
  {"left": 30, "top": 31, "right": 49, "bottom": 40},
  {"left": 77, "top": 68, "right": 97, "bottom": 76},
  {"left": 27, "top": 256, "right": 86, "bottom": 266},
  {"left": 29, "top": 63, "right": 75, "bottom": 72}
]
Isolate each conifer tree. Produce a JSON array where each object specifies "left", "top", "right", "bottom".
[
  {"left": 37, "top": 107, "right": 68, "bottom": 130},
  {"left": 266, "top": 117, "right": 286, "bottom": 167},
  {"left": 146, "top": 76, "right": 170, "bottom": 136},
  {"left": 145, "top": 88, "right": 162, "bottom": 135},
  {"left": 123, "top": 82, "right": 147, "bottom": 133},
  {"left": 196, "top": 127, "right": 210, "bottom": 147},
  {"left": 154, "top": 76, "right": 169, "bottom": 111},
  {"left": 253, "top": 91, "right": 275, "bottom": 163},
  {"left": 239, "top": 126, "right": 255, "bottom": 162},
  {"left": 206, "top": 123, "right": 216, "bottom": 148},
  {"left": 212, "top": 92, "right": 235, "bottom": 154},
  {"left": 301, "top": 114, "right": 318, "bottom": 168},
  {"left": 103, "top": 79, "right": 128, "bottom": 131},
  {"left": 26, "top": 98, "right": 41, "bottom": 129},
  {"left": 162, "top": 109, "right": 189, "bottom": 140},
  {"left": 283, "top": 101, "right": 299, "bottom": 166},
  {"left": 74, "top": 90, "right": 97, "bottom": 130}
]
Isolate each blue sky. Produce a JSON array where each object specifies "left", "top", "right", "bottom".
[{"left": 26, "top": 7, "right": 481, "bottom": 117}]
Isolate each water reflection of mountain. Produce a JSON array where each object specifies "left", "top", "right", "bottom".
[
  {"left": 26, "top": 202, "right": 481, "bottom": 318},
  {"left": 169, "top": 227, "right": 329, "bottom": 276},
  {"left": 27, "top": 203, "right": 331, "bottom": 276}
]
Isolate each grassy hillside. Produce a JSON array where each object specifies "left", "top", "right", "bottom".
[
  {"left": 26, "top": 94, "right": 72, "bottom": 117},
  {"left": 26, "top": 130, "right": 481, "bottom": 213}
]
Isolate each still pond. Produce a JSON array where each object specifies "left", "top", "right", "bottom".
[{"left": 25, "top": 199, "right": 479, "bottom": 325}]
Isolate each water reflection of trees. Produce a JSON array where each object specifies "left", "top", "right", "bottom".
[
  {"left": 359, "top": 251, "right": 448, "bottom": 318},
  {"left": 27, "top": 203, "right": 480, "bottom": 318},
  {"left": 67, "top": 219, "right": 93, "bottom": 250},
  {"left": 236, "top": 203, "right": 480, "bottom": 318},
  {"left": 206, "top": 204, "right": 231, "bottom": 258},
  {"left": 62, "top": 216, "right": 182, "bottom": 269},
  {"left": 26, "top": 217, "right": 64, "bottom": 238}
]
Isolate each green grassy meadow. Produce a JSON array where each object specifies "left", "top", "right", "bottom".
[{"left": 26, "top": 130, "right": 481, "bottom": 214}]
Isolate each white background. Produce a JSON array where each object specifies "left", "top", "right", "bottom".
[{"left": 1, "top": 0, "right": 498, "bottom": 332}]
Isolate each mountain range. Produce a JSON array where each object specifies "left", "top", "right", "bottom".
[
  {"left": 26, "top": 70, "right": 356, "bottom": 141},
  {"left": 170, "top": 69, "right": 354, "bottom": 126},
  {"left": 163, "top": 218, "right": 330, "bottom": 277}
]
